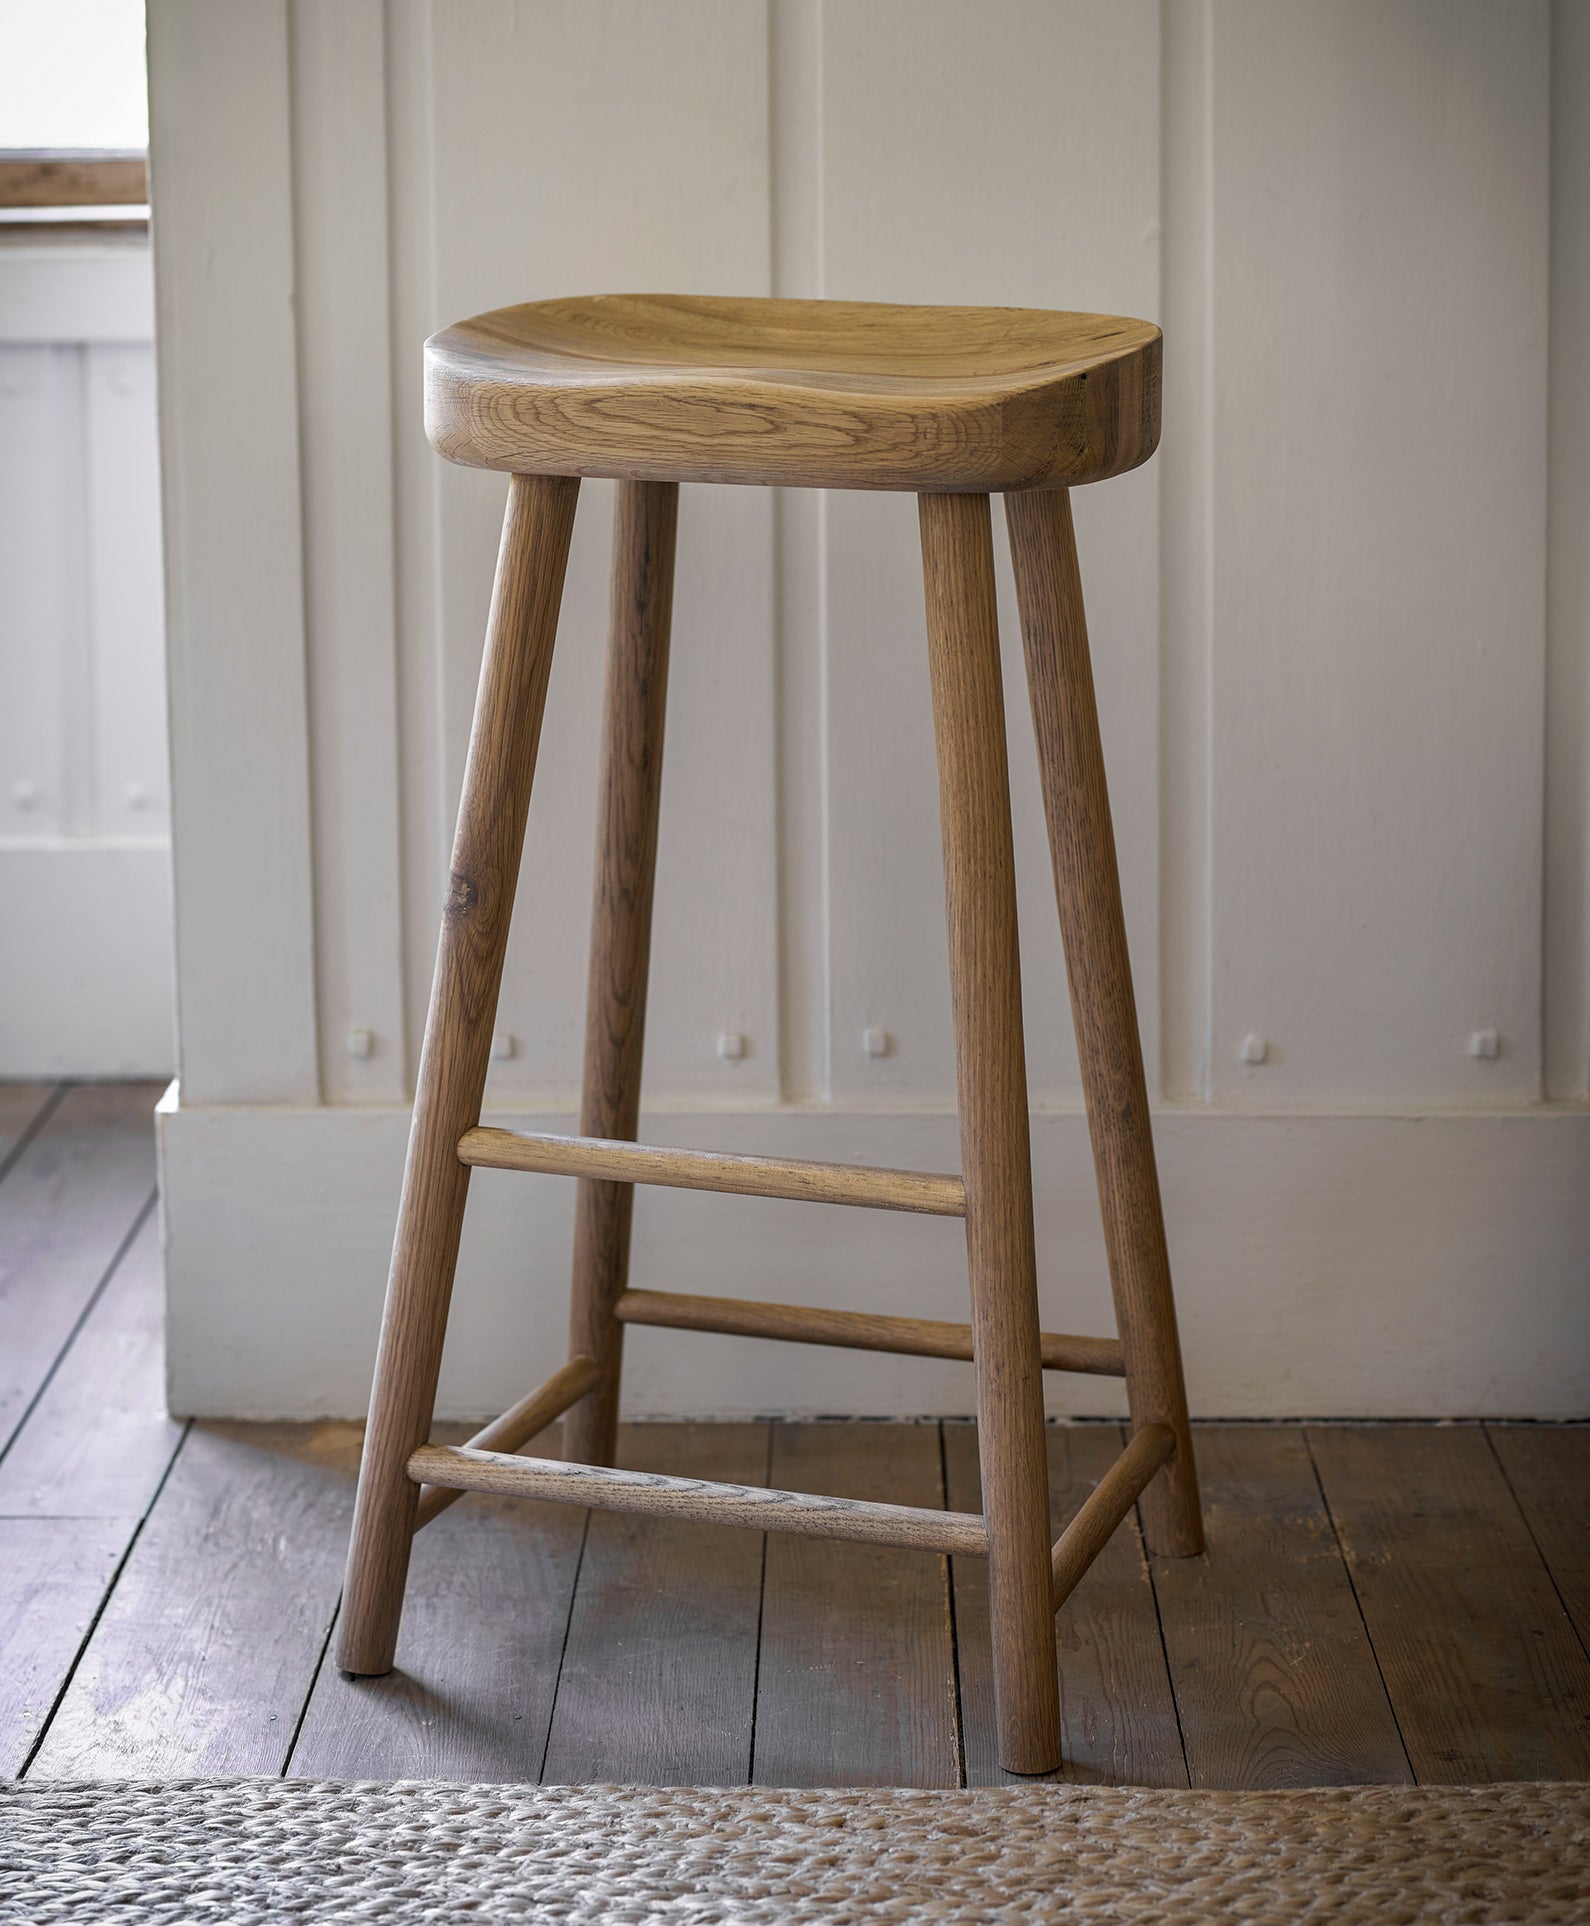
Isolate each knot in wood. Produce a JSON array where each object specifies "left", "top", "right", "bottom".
[{"left": 445, "top": 871, "right": 479, "bottom": 920}]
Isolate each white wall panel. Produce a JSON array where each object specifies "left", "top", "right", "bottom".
[
  {"left": 384, "top": 0, "right": 450, "bottom": 1107},
  {"left": 149, "top": 0, "right": 319, "bottom": 1104},
  {"left": 812, "top": 0, "right": 1162, "bottom": 1103},
  {"left": 290, "top": 0, "right": 409, "bottom": 1105},
  {"left": 1207, "top": 0, "right": 1551, "bottom": 1107},
  {"left": 1157, "top": 0, "right": 1215, "bottom": 1104},
  {"left": 409, "top": 0, "right": 781, "bottom": 1106},
  {"left": 769, "top": 0, "right": 828, "bottom": 1101},
  {"left": 0, "top": 248, "right": 152, "bottom": 342},
  {"left": 85, "top": 345, "right": 168, "bottom": 839},
  {"left": 1544, "top": 0, "right": 1590, "bottom": 1102},
  {"left": 0, "top": 285, "right": 172, "bottom": 1075},
  {"left": 0, "top": 347, "right": 79, "bottom": 841},
  {"left": 0, "top": 848, "right": 173, "bottom": 1077}
]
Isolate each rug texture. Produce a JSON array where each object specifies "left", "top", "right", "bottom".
[{"left": 2, "top": 1778, "right": 1586, "bottom": 1924}]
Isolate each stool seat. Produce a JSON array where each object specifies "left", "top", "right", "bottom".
[{"left": 425, "top": 294, "right": 1160, "bottom": 493}]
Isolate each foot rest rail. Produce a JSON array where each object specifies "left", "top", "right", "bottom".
[
  {"left": 1050, "top": 1422, "right": 1176, "bottom": 1611},
  {"left": 408, "top": 1443, "right": 990, "bottom": 1556},
  {"left": 458, "top": 1128, "right": 966, "bottom": 1216},
  {"left": 615, "top": 1287, "right": 1124, "bottom": 1377},
  {"left": 413, "top": 1354, "right": 600, "bottom": 1530}
]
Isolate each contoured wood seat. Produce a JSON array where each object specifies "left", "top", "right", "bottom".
[
  {"left": 343, "top": 289, "right": 1201, "bottom": 1778},
  {"left": 425, "top": 293, "right": 1161, "bottom": 492}
]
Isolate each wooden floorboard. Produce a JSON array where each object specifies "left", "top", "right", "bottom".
[
  {"left": 0, "top": 1517, "right": 128, "bottom": 1776},
  {"left": 0, "top": 1207, "right": 181, "bottom": 1520},
  {"left": 1309, "top": 1423, "right": 1590, "bottom": 1782},
  {"left": 753, "top": 1422, "right": 959, "bottom": 1789},
  {"left": 541, "top": 1423, "right": 768, "bottom": 1787},
  {"left": 290, "top": 1423, "right": 588, "bottom": 1783},
  {"left": 945, "top": 1421, "right": 1186, "bottom": 1787},
  {"left": 27, "top": 1422, "right": 362, "bottom": 1779},
  {"left": 0, "top": 1118, "right": 181, "bottom": 1779},
  {"left": 0, "top": 1082, "right": 60, "bottom": 1173},
  {"left": 1486, "top": 1424, "right": 1590, "bottom": 1657},
  {"left": 0, "top": 1082, "right": 161, "bottom": 1455},
  {"left": 1150, "top": 1425, "right": 1410, "bottom": 1788}
]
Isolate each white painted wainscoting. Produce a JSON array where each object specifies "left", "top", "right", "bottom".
[
  {"left": 0, "top": 244, "right": 173, "bottom": 1076},
  {"left": 152, "top": 0, "right": 1589, "bottom": 1420}
]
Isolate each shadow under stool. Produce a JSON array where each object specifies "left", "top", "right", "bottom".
[{"left": 338, "top": 294, "right": 1204, "bottom": 1776}]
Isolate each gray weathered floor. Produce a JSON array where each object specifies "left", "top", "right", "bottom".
[{"left": 3, "top": 1082, "right": 1587, "bottom": 1786}]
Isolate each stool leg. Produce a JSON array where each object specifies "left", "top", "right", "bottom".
[
  {"left": 1004, "top": 486, "right": 1203, "bottom": 1559},
  {"left": 565, "top": 480, "right": 680, "bottom": 1466},
  {"left": 338, "top": 472, "right": 580, "bottom": 1676},
  {"left": 919, "top": 491, "right": 1060, "bottom": 1777}
]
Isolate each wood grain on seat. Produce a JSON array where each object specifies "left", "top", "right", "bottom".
[{"left": 425, "top": 294, "right": 1160, "bottom": 491}]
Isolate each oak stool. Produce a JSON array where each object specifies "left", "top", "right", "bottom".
[{"left": 340, "top": 296, "right": 1203, "bottom": 1775}]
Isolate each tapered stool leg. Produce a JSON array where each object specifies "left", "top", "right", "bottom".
[
  {"left": 919, "top": 491, "right": 1060, "bottom": 1776},
  {"left": 339, "top": 472, "right": 581, "bottom": 1676},
  {"left": 565, "top": 480, "right": 680, "bottom": 1466},
  {"left": 1004, "top": 485, "right": 1203, "bottom": 1558}
]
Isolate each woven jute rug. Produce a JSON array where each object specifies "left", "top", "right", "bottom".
[{"left": 2, "top": 1778, "right": 1586, "bottom": 1924}]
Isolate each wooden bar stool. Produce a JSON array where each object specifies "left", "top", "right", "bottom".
[{"left": 339, "top": 295, "right": 1203, "bottom": 1775}]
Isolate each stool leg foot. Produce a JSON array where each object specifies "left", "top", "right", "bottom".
[
  {"left": 566, "top": 480, "right": 679, "bottom": 1467},
  {"left": 920, "top": 492, "right": 1061, "bottom": 1778},
  {"left": 1005, "top": 486, "right": 1203, "bottom": 1559},
  {"left": 338, "top": 474, "right": 580, "bottom": 1677}
]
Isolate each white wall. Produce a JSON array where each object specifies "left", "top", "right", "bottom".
[
  {"left": 0, "top": 244, "right": 174, "bottom": 1077},
  {"left": 152, "top": 0, "right": 1589, "bottom": 1420}
]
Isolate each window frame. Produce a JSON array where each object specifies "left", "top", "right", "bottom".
[{"left": 0, "top": 149, "right": 148, "bottom": 235}]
